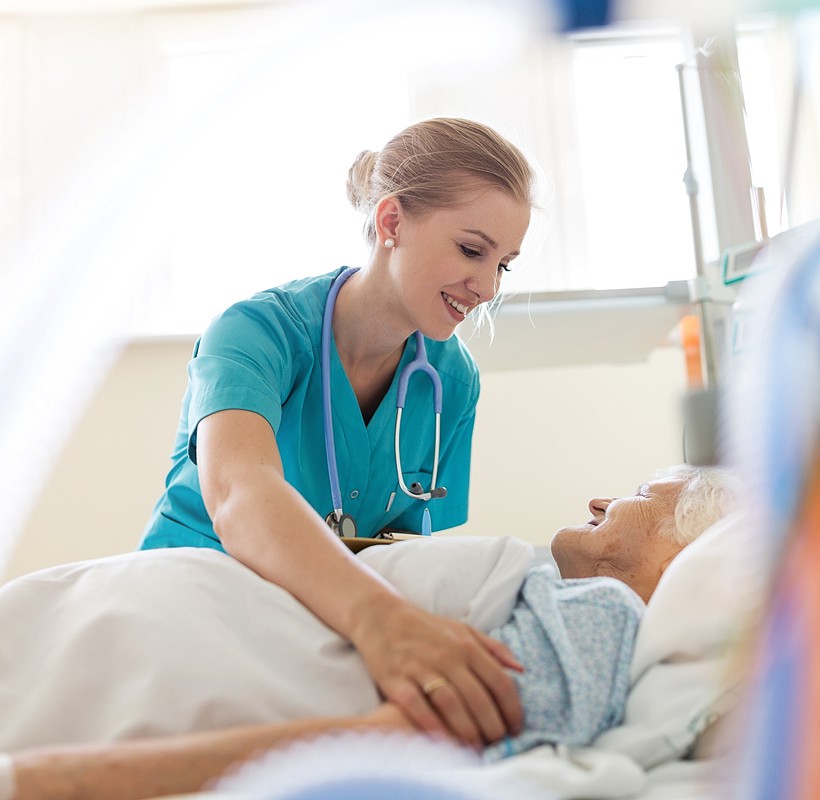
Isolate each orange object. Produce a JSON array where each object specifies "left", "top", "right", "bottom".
[
  {"left": 791, "top": 457, "right": 820, "bottom": 800},
  {"left": 680, "top": 314, "right": 704, "bottom": 390}
]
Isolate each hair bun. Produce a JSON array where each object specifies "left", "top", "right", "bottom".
[{"left": 346, "top": 149, "right": 378, "bottom": 213}]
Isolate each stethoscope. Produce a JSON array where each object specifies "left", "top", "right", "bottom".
[{"left": 321, "top": 267, "right": 447, "bottom": 538}]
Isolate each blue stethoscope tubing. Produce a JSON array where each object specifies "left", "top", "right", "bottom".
[{"left": 321, "top": 266, "right": 447, "bottom": 538}]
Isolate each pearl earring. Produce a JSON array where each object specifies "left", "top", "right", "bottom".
[{"left": 384, "top": 238, "right": 395, "bottom": 249}]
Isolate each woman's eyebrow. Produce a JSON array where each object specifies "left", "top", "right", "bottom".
[
  {"left": 461, "top": 228, "right": 520, "bottom": 257},
  {"left": 462, "top": 228, "right": 496, "bottom": 247}
]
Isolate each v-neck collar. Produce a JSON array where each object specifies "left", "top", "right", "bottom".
[{"left": 328, "top": 331, "right": 416, "bottom": 441}]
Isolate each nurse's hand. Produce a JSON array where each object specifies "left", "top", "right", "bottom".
[{"left": 350, "top": 599, "right": 524, "bottom": 749}]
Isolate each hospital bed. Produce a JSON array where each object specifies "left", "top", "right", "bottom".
[{"left": 0, "top": 520, "right": 751, "bottom": 800}]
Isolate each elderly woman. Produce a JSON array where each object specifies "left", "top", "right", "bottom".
[
  {"left": 1, "top": 465, "right": 737, "bottom": 800},
  {"left": 550, "top": 464, "right": 737, "bottom": 603}
]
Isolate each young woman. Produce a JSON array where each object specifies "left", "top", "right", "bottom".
[{"left": 139, "top": 118, "right": 535, "bottom": 747}]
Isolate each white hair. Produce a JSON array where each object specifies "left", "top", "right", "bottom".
[{"left": 656, "top": 464, "right": 741, "bottom": 546}]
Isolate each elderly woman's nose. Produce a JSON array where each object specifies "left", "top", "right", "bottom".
[{"left": 588, "top": 497, "right": 612, "bottom": 516}]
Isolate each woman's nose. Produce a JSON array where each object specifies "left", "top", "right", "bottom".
[
  {"left": 465, "top": 266, "right": 500, "bottom": 304},
  {"left": 588, "top": 497, "right": 612, "bottom": 518}
]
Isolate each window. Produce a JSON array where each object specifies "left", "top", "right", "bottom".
[
  {"left": 736, "top": 13, "right": 820, "bottom": 237},
  {"left": 129, "top": 8, "right": 707, "bottom": 335},
  {"left": 7, "top": 4, "right": 802, "bottom": 338},
  {"left": 136, "top": 5, "right": 412, "bottom": 335},
  {"left": 569, "top": 31, "right": 693, "bottom": 290},
  {"left": 737, "top": 17, "right": 789, "bottom": 239},
  {"left": 135, "top": 1, "right": 543, "bottom": 335}
]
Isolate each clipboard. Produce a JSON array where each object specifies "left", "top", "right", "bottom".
[{"left": 341, "top": 531, "right": 423, "bottom": 553}]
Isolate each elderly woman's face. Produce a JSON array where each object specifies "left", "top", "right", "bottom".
[{"left": 550, "top": 478, "right": 686, "bottom": 603}]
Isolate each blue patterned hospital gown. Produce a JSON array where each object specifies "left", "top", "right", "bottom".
[{"left": 484, "top": 564, "right": 644, "bottom": 762}]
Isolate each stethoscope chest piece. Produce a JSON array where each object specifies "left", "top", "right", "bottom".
[{"left": 325, "top": 511, "right": 358, "bottom": 538}]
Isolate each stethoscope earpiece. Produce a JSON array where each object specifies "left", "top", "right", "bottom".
[{"left": 409, "top": 483, "right": 447, "bottom": 500}]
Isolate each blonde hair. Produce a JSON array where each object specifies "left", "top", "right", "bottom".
[{"left": 346, "top": 118, "right": 535, "bottom": 246}]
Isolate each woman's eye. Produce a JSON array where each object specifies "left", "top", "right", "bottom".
[
  {"left": 498, "top": 263, "right": 512, "bottom": 273},
  {"left": 459, "top": 244, "right": 481, "bottom": 258}
]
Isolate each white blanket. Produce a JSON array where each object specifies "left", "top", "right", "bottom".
[
  {"left": 0, "top": 536, "right": 531, "bottom": 751},
  {"left": 0, "top": 524, "right": 750, "bottom": 799}
]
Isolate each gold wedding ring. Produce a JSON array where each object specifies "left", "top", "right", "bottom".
[{"left": 422, "top": 677, "right": 449, "bottom": 696}]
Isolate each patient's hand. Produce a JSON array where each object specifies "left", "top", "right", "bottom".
[
  {"left": 349, "top": 600, "right": 523, "bottom": 749},
  {"left": 364, "top": 702, "right": 417, "bottom": 732}
]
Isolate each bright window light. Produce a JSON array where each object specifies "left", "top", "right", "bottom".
[
  {"left": 737, "top": 21, "right": 788, "bottom": 237},
  {"left": 132, "top": 10, "right": 704, "bottom": 336},
  {"left": 137, "top": 23, "right": 410, "bottom": 336},
  {"left": 570, "top": 33, "right": 694, "bottom": 289}
]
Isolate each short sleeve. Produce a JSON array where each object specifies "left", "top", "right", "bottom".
[{"left": 186, "top": 299, "right": 304, "bottom": 464}]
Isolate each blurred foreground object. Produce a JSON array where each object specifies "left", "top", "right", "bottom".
[{"left": 723, "top": 221, "right": 820, "bottom": 799}]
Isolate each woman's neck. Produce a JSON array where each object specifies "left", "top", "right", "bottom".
[
  {"left": 332, "top": 264, "right": 410, "bottom": 372},
  {"left": 331, "top": 265, "right": 410, "bottom": 422}
]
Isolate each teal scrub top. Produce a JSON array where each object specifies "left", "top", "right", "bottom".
[{"left": 139, "top": 267, "right": 480, "bottom": 552}]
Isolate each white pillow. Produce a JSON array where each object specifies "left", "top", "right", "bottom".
[
  {"left": 594, "top": 512, "right": 760, "bottom": 768},
  {"left": 631, "top": 511, "right": 756, "bottom": 677}
]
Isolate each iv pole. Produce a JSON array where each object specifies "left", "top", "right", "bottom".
[{"left": 676, "top": 55, "right": 719, "bottom": 389}]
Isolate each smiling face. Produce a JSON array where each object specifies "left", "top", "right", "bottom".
[
  {"left": 550, "top": 477, "right": 688, "bottom": 603},
  {"left": 377, "top": 184, "right": 530, "bottom": 341}
]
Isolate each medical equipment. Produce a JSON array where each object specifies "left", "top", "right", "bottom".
[{"left": 321, "top": 267, "right": 447, "bottom": 539}]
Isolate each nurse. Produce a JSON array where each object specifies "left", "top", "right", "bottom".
[{"left": 139, "top": 117, "right": 535, "bottom": 748}]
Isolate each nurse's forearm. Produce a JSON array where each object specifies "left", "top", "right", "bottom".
[
  {"left": 196, "top": 409, "right": 407, "bottom": 644},
  {"left": 212, "top": 469, "right": 407, "bottom": 640}
]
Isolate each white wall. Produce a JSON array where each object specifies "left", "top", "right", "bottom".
[
  {"left": 461, "top": 346, "right": 687, "bottom": 545},
  {"left": 2, "top": 338, "right": 686, "bottom": 581}
]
